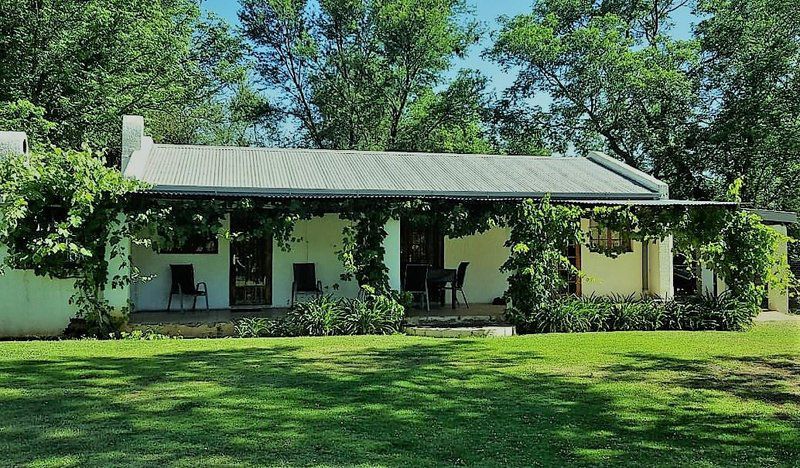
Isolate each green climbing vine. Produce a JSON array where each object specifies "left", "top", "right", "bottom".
[
  {"left": 338, "top": 200, "right": 394, "bottom": 294},
  {"left": 500, "top": 196, "right": 583, "bottom": 325},
  {"left": 0, "top": 147, "right": 144, "bottom": 334}
]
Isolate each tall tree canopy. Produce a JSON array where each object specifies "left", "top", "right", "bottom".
[
  {"left": 489, "top": 0, "right": 800, "bottom": 211},
  {"left": 239, "top": 0, "right": 490, "bottom": 152},
  {"left": 0, "top": 0, "right": 274, "bottom": 151},
  {"left": 489, "top": 0, "right": 703, "bottom": 196},
  {"left": 694, "top": 0, "right": 800, "bottom": 212}
]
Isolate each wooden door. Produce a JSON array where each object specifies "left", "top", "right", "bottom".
[
  {"left": 230, "top": 215, "right": 272, "bottom": 307},
  {"left": 400, "top": 220, "right": 444, "bottom": 287},
  {"left": 562, "top": 240, "right": 582, "bottom": 295}
]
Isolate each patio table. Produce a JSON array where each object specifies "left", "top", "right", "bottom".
[{"left": 427, "top": 268, "right": 457, "bottom": 309}]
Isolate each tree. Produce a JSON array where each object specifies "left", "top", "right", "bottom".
[
  {"left": 694, "top": 0, "right": 800, "bottom": 212},
  {"left": 239, "top": 0, "right": 490, "bottom": 151},
  {"left": 489, "top": 0, "right": 800, "bottom": 212},
  {"left": 0, "top": 0, "right": 274, "bottom": 151},
  {"left": 0, "top": 100, "right": 55, "bottom": 147},
  {"left": 488, "top": 0, "right": 704, "bottom": 196}
]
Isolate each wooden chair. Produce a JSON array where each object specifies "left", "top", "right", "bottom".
[
  {"left": 404, "top": 263, "right": 430, "bottom": 311},
  {"left": 167, "top": 264, "right": 209, "bottom": 311},
  {"left": 444, "top": 261, "right": 470, "bottom": 309},
  {"left": 292, "top": 263, "right": 323, "bottom": 307}
]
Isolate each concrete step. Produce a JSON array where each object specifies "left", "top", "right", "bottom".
[{"left": 406, "top": 325, "right": 515, "bottom": 338}]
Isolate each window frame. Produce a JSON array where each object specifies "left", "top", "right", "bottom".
[{"left": 587, "top": 219, "right": 633, "bottom": 253}]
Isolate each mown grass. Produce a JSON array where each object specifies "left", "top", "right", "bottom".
[{"left": 0, "top": 323, "right": 798, "bottom": 467}]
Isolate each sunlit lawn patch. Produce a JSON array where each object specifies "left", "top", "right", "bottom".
[{"left": 0, "top": 323, "right": 797, "bottom": 466}]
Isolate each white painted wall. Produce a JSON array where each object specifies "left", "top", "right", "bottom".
[
  {"left": 767, "top": 224, "right": 789, "bottom": 313},
  {"left": 273, "top": 215, "right": 401, "bottom": 306},
  {"left": 0, "top": 234, "right": 131, "bottom": 337},
  {"left": 131, "top": 214, "right": 402, "bottom": 310},
  {"left": 131, "top": 217, "right": 231, "bottom": 311},
  {"left": 442, "top": 221, "right": 662, "bottom": 304},
  {"left": 0, "top": 247, "right": 77, "bottom": 336},
  {"left": 272, "top": 214, "right": 358, "bottom": 306},
  {"left": 646, "top": 236, "right": 674, "bottom": 299},
  {"left": 385, "top": 218, "right": 401, "bottom": 291},
  {"left": 444, "top": 227, "right": 510, "bottom": 304},
  {"left": 579, "top": 217, "right": 646, "bottom": 297},
  {"left": 698, "top": 224, "right": 790, "bottom": 312}
]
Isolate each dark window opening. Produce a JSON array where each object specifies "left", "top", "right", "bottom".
[
  {"left": 673, "top": 253, "right": 698, "bottom": 297},
  {"left": 159, "top": 234, "right": 219, "bottom": 254}
]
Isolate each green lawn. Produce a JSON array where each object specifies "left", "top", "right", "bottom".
[{"left": 1, "top": 324, "right": 798, "bottom": 467}]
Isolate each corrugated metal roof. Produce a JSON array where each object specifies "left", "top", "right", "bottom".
[
  {"left": 129, "top": 144, "right": 661, "bottom": 200},
  {"left": 746, "top": 208, "right": 798, "bottom": 224}
]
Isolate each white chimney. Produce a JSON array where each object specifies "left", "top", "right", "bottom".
[
  {"left": 0, "top": 131, "right": 29, "bottom": 158},
  {"left": 121, "top": 115, "right": 144, "bottom": 172}
]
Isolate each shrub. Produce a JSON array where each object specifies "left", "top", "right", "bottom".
[
  {"left": 234, "top": 290, "right": 406, "bottom": 338},
  {"left": 682, "top": 291, "right": 758, "bottom": 331},
  {"left": 537, "top": 300, "right": 591, "bottom": 333},
  {"left": 234, "top": 317, "right": 273, "bottom": 338},
  {"left": 341, "top": 293, "right": 405, "bottom": 335},
  {"left": 608, "top": 294, "right": 664, "bottom": 331},
  {"left": 120, "top": 329, "right": 181, "bottom": 340},
  {"left": 286, "top": 295, "right": 345, "bottom": 336},
  {"left": 577, "top": 295, "right": 615, "bottom": 331},
  {"left": 508, "top": 291, "right": 758, "bottom": 334}
]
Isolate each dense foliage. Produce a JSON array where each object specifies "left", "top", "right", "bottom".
[
  {"left": 0, "top": 0, "right": 795, "bottom": 337},
  {"left": 234, "top": 290, "right": 405, "bottom": 337},
  {"left": 519, "top": 293, "right": 760, "bottom": 334},
  {"left": 0, "top": 0, "right": 273, "bottom": 151},
  {"left": 0, "top": 147, "right": 143, "bottom": 333},
  {"left": 239, "top": 0, "right": 490, "bottom": 152},
  {"left": 501, "top": 197, "right": 583, "bottom": 317},
  {"left": 489, "top": 0, "right": 800, "bottom": 251}
]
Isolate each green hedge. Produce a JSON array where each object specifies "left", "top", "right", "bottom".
[
  {"left": 234, "top": 293, "right": 405, "bottom": 338},
  {"left": 508, "top": 292, "right": 758, "bottom": 334}
]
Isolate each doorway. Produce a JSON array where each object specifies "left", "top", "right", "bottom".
[
  {"left": 400, "top": 220, "right": 444, "bottom": 288},
  {"left": 230, "top": 215, "right": 272, "bottom": 307}
]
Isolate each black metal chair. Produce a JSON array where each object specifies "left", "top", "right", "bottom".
[
  {"left": 167, "top": 264, "right": 209, "bottom": 311},
  {"left": 404, "top": 263, "right": 430, "bottom": 311},
  {"left": 292, "top": 263, "right": 323, "bottom": 307},
  {"left": 444, "top": 261, "right": 470, "bottom": 309}
]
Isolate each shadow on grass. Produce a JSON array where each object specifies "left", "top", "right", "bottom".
[{"left": 0, "top": 340, "right": 797, "bottom": 466}]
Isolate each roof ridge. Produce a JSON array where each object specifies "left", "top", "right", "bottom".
[{"left": 151, "top": 143, "right": 580, "bottom": 160}]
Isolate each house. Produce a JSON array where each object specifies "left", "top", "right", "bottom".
[{"left": 0, "top": 116, "right": 795, "bottom": 337}]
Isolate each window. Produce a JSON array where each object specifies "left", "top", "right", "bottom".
[
  {"left": 587, "top": 220, "right": 632, "bottom": 253},
  {"left": 159, "top": 233, "right": 218, "bottom": 254}
]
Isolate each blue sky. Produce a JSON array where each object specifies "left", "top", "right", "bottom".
[{"left": 202, "top": 0, "right": 696, "bottom": 93}]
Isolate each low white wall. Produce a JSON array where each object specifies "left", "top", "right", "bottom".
[
  {"left": 0, "top": 233, "right": 132, "bottom": 337},
  {"left": 0, "top": 248, "right": 77, "bottom": 336},
  {"left": 444, "top": 227, "right": 510, "bottom": 304}
]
